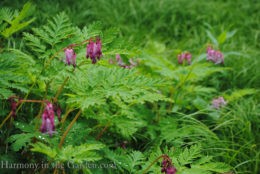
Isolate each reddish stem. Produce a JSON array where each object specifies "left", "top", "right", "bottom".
[
  {"left": 96, "top": 123, "right": 110, "bottom": 140},
  {"left": 18, "top": 99, "right": 48, "bottom": 104},
  {"left": 142, "top": 154, "right": 171, "bottom": 174},
  {"left": 59, "top": 110, "right": 82, "bottom": 149}
]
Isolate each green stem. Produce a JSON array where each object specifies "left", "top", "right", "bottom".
[
  {"left": 59, "top": 110, "right": 82, "bottom": 149},
  {"left": 0, "top": 111, "right": 12, "bottom": 129},
  {"left": 53, "top": 76, "right": 70, "bottom": 103}
]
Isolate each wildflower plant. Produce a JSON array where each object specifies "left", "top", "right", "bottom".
[
  {"left": 0, "top": 1, "right": 259, "bottom": 174},
  {"left": 177, "top": 52, "right": 192, "bottom": 65}
]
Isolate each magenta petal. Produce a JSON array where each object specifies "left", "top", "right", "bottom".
[
  {"left": 211, "top": 96, "right": 227, "bottom": 109},
  {"left": 86, "top": 38, "right": 102, "bottom": 64},
  {"left": 166, "top": 166, "right": 177, "bottom": 174},
  {"left": 40, "top": 102, "right": 56, "bottom": 137},
  {"left": 178, "top": 52, "right": 192, "bottom": 65},
  {"left": 206, "top": 46, "right": 224, "bottom": 64},
  {"left": 65, "top": 48, "right": 77, "bottom": 67}
]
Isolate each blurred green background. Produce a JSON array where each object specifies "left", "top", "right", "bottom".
[{"left": 0, "top": 0, "right": 259, "bottom": 173}]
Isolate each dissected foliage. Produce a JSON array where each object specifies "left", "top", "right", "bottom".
[{"left": 0, "top": 1, "right": 259, "bottom": 174}]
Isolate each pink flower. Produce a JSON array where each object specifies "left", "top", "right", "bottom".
[
  {"left": 65, "top": 48, "right": 76, "bottom": 68},
  {"left": 177, "top": 52, "right": 192, "bottom": 65},
  {"left": 86, "top": 38, "right": 102, "bottom": 64},
  {"left": 8, "top": 96, "right": 20, "bottom": 118},
  {"left": 207, "top": 46, "right": 224, "bottom": 64},
  {"left": 111, "top": 54, "right": 138, "bottom": 69},
  {"left": 116, "top": 54, "right": 124, "bottom": 66},
  {"left": 166, "top": 166, "right": 177, "bottom": 174},
  {"left": 40, "top": 102, "right": 55, "bottom": 136},
  {"left": 161, "top": 155, "right": 177, "bottom": 174},
  {"left": 211, "top": 96, "right": 227, "bottom": 109}
]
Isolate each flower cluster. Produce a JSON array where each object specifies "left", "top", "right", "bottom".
[
  {"left": 64, "top": 48, "right": 76, "bottom": 68},
  {"left": 86, "top": 38, "right": 102, "bottom": 64},
  {"left": 211, "top": 96, "right": 227, "bottom": 109},
  {"left": 177, "top": 52, "right": 192, "bottom": 65},
  {"left": 63, "top": 37, "right": 103, "bottom": 67},
  {"left": 109, "top": 54, "right": 138, "bottom": 69},
  {"left": 40, "top": 102, "right": 56, "bottom": 136},
  {"left": 207, "top": 46, "right": 224, "bottom": 64},
  {"left": 161, "top": 155, "right": 177, "bottom": 174}
]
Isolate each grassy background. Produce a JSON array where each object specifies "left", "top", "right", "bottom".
[{"left": 2, "top": 0, "right": 259, "bottom": 88}]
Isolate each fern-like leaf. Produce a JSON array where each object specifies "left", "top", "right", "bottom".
[
  {"left": 66, "top": 66, "right": 171, "bottom": 110},
  {"left": 32, "top": 12, "right": 75, "bottom": 46},
  {"left": 57, "top": 144, "right": 105, "bottom": 163},
  {"left": 1, "top": 2, "right": 35, "bottom": 38},
  {"left": 31, "top": 142, "right": 58, "bottom": 158}
]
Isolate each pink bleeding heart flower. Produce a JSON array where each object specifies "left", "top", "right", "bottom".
[
  {"left": 113, "top": 54, "right": 138, "bottom": 69},
  {"left": 207, "top": 46, "right": 224, "bottom": 64},
  {"left": 40, "top": 102, "right": 55, "bottom": 136},
  {"left": 65, "top": 48, "right": 77, "bottom": 68},
  {"left": 161, "top": 155, "right": 177, "bottom": 174},
  {"left": 86, "top": 38, "right": 102, "bottom": 64},
  {"left": 211, "top": 96, "right": 227, "bottom": 109},
  {"left": 177, "top": 52, "right": 192, "bottom": 65},
  {"left": 116, "top": 54, "right": 125, "bottom": 66}
]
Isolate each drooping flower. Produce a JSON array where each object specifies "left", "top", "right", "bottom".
[
  {"left": 166, "top": 166, "right": 177, "bottom": 174},
  {"left": 86, "top": 38, "right": 102, "bottom": 64},
  {"left": 110, "top": 54, "right": 138, "bottom": 69},
  {"left": 211, "top": 96, "right": 227, "bottom": 109},
  {"left": 64, "top": 48, "right": 77, "bottom": 68},
  {"left": 161, "top": 155, "right": 177, "bottom": 174},
  {"left": 40, "top": 102, "right": 55, "bottom": 136},
  {"left": 177, "top": 52, "right": 192, "bottom": 65},
  {"left": 8, "top": 97, "right": 19, "bottom": 118},
  {"left": 207, "top": 46, "right": 224, "bottom": 64},
  {"left": 116, "top": 54, "right": 124, "bottom": 66}
]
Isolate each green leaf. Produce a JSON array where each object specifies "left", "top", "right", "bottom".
[
  {"left": 113, "top": 117, "right": 146, "bottom": 138},
  {"left": 127, "top": 151, "right": 145, "bottom": 172},
  {"left": 0, "top": 87, "right": 14, "bottom": 99},
  {"left": 178, "top": 144, "right": 202, "bottom": 166},
  {"left": 23, "top": 32, "right": 46, "bottom": 53},
  {"left": 217, "top": 31, "right": 227, "bottom": 45},
  {"left": 206, "top": 30, "right": 218, "bottom": 46},
  {"left": 66, "top": 66, "right": 170, "bottom": 111},
  {"left": 224, "top": 88, "right": 258, "bottom": 102},
  {"left": 58, "top": 144, "right": 105, "bottom": 163},
  {"left": 1, "top": 2, "right": 35, "bottom": 38},
  {"left": 31, "top": 142, "right": 58, "bottom": 159},
  {"left": 32, "top": 12, "right": 76, "bottom": 46},
  {"left": 0, "top": 51, "right": 33, "bottom": 99},
  {"left": 8, "top": 133, "right": 35, "bottom": 151},
  {"left": 192, "top": 162, "right": 231, "bottom": 173}
]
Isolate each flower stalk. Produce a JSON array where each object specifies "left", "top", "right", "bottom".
[{"left": 59, "top": 110, "right": 82, "bottom": 149}]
